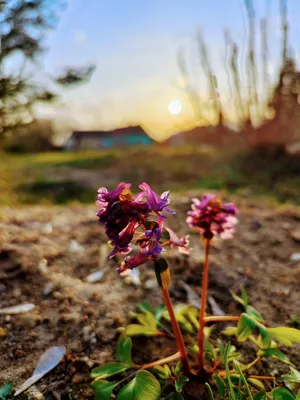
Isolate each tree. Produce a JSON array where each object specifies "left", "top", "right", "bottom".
[{"left": 0, "top": 0, "right": 95, "bottom": 144}]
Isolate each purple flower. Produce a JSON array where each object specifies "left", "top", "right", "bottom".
[
  {"left": 186, "top": 194, "right": 238, "bottom": 240},
  {"left": 96, "top": 183, "right": 150, "bottom": 257},
  {"left": 139, "top": 182, "right": 175, "bottom": 218},
  {"left": 164, "top": 227, "right": 191, "bottom": 255},
  {"left": 118, "top": 227, "right": 163, "bottom": 272}
]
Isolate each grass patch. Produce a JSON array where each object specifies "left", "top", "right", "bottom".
[{"left": 19, "top": 179, "right": 95, "bottom": 204}]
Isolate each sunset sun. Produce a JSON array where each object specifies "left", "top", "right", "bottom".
[{"left": 168, "top": 99, "right": 182, "bottom": 115}]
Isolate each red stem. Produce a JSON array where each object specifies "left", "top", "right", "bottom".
[
  {"left": 198, "top": 238, "right": 210, "bottom": 372},
  {"left": 161, "top": 287, "right": 191, "bottom": 375}
]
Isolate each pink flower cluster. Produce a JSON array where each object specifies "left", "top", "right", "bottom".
[{"left": 186, "top": 194, "right": 238, "bottom": 240}]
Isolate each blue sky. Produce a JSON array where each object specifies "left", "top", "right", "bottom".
[{"left": 39, "top": 0, "right": 300, "bottom": 139}]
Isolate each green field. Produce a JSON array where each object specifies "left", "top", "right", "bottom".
[{"left": 1, "top": 146, "right": 300, "bottom": 206}]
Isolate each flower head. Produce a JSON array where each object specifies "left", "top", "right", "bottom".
[
  {"left": 164, "top": 227, "right": 191, "bottom": 255},
  {"left": 118, "top": 227, "right": 163, "bottom": 272},
  {"left": 139, "top": 182, "right": 175, "bottom": 218},
  {"left": 96, "top": 181, "right": 191, "bottom": 275},
  {"left": 96, "top": 182, "right": 150, "bottom": 257},
  {"left": 186, "top": 194, "right": 238, "bottom": 240}
]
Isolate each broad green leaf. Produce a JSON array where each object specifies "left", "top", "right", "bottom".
[
  {"left": 222, "top": 327, "right": 238, "bottom": 336},
  {"left": 281, "top": 368, "right": 300, "bottom": 393},
  {"left": 248, "top": 378, "right": 265, "bottom": 390},
  {"left": 205, "top": 383, "right": 215, "bottom": 400},
  {"left": 136, "top": 311, "right": 157, "bottom": 330},
  {"left": 237, "top": 314, "right": 257, "bottom": 342},
  {"left": 92, "top": 380, "right": 117, "bottom": 400},
  {"left": 138, "top": 302, "right": 153, "bottom": 314},
  {"left": 261, "top": 348, "right": 291, "bottom": 364},
  {"left": 253, "top": 393, "right": 267, "bottom": 400},
  {"left": 241, "top": 287, "right": 248, "bottom": 308},
  {"left": 124, "top": 324, "right": 160, "bottom": 337},
  {"left": 257, "top": 323, "right": 271, "bottom": 349},
  {"left": 91, "top": 362, "right": 129, "bottom": 379},
  {"left": 175, "top": 375, "right": 189, "bottom": 393},
  {"left": 246, "top": 305, "right": 264, "bottom": 322},
  {"left": 270, "top": 387, "right": 295, "bottom": 400},
  {"left": 0, "top": 382, "right": 13, "bottom": 400},
  {"left": 212, "top": 374, "right": 225, "bottom": 397},
  {"left": 154, "top": 304, "right": 165, "bottom": 322},
  {"left": 117, "top": 335, "right": 133, "bottom": 365},
  {"left": 116, "top": 370, "right": 160, "bottom": 400},
  {"left": 268, "top": 327, "right": 300, "bottom": 347},
  {"left": 281, "top": 368, "right": 300, "bottom": 383},
  {"left": 153, "top": 364, "right": 171, "bottom": 380}
]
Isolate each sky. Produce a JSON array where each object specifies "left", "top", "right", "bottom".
[{"left": 38, "top": 0, "right": 300, "bottom": 141}]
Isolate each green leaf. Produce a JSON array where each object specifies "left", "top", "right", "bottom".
[
  {"left": 269, "top": 387, "right": 295, "bottom": 400},
  {"left": 246, "top": 305, "right": 264, "bottom": 322},
  {"left": 154, "top": 304, "right": 165, "bottom": 322},
  {"left": 153, "top": 364, "right": 171, "bottom": 380},
  {"left": 0, "top": 382, "right": 13, "bottom": 400},
  {"left": 174, "top": 361, "right": 183, "bottom": 377},
  {"left": 92, "top": 380, "right": 117, "bottom": 400},
  {"left": 224, "top": 343, "right": 236, "bottom": 400},
  {"left": 205, "top": 383, "right": 215, "bottom": 400},
  {"left": 241, "top": 287, "right": 248, "bottom": 308},
  {"left": 253, "top": 393, "right": 267, "bottom": 400},
  {"left": 234, "top": 361, "right": 253, "bottom": 400},
  {"left": 268, "top": 327, "right": 300, "bottom": 347},
  {"left": 175, "top": 375, "right": 189, "bottom": 393},
  {"left": 281, "top": 368, "right": 300, "bottom": 383},
  {"left": 124, "top": 324, "right": 160, "bottom": 337},
  {"left": 257, "top": 323, "right": 272, "bottom": 349},
  {"left": 116, "top": 370, "right": 161, "bottom": 400},
  {"left": 281, "top": 368, "right": 300, "bottom": 393},
  {"left": 230, "top": 291, "right": 245, "bottom": 306},
  {"left": 248, "top": 378, "right": 265, "bottom": 390},
  {"left": 222, "top": 327, "right": 238, "bottom": 336},
  {"left": 261, "top": 348, "right": 291, "bottom": 364},
  {"left": 237, "top": 314, "right": 257, "bottom": 342},
  {"left": 212, "top": 374, "right": 226, "bottom": 397},
  {"left": 138, "top": 302, "right": 153, "bottom": 314},
  {"left": 205, "top": 338, "right": 216, "bottom": 361},
  {"left": 91, "top": 362, "right": 130, "bottom": 379},
  {"left": 136, "top": 311, "right": 157, "bottom": 330},
  {"left": 296, "top": 390, "right": 300, "bottom": 400},
  {"left": 117, "top": 335, "right": 133, "bottom": 365}
]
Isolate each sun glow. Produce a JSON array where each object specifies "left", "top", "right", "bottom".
[{"left": 168, "top": 99, "right": 182, "bottom": 115}]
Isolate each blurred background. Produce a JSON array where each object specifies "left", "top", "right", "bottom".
[{"left": 1, "top": 0, "right": 300, "bottom": 205}]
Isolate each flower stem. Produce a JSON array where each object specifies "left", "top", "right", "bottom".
[
  {"left": 161, "top": 286, "right": 191, "bottom": 375},
  {"left": 138, "top": 352, "right": 180, "bottom": 370},
  {"left": 245, "top": 356, "right": 262, "bottom": 371},
  {"left": 204, "top": 316, "right": 240, "bottom": 323},
  {"left": 198, "top": 238, "right": 210, "bottom": 373}
]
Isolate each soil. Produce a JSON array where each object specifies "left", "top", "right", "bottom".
[{"left": 0, "top": 192, "right": 300, "bottom": 399}]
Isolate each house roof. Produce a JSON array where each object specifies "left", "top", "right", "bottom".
[{"left": 72, "top": 125, "right": 149, "bottom": 139}]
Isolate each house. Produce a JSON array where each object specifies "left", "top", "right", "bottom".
[{"left": 66, "top": 125, "right": 153, "bottom": 150}]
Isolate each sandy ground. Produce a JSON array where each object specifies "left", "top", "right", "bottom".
[{"left": 0, "top": 193, "right": 300, "bottom": 399}]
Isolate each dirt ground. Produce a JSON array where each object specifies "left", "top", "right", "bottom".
[{"left": 0, "top": 192, "right": 300, "bottom": 399}]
